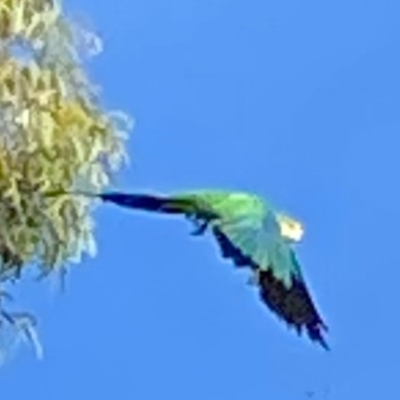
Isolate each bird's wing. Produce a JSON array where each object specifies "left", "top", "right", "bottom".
[{"left": 211, "top": 215, "right": 328, "bottom": 349}]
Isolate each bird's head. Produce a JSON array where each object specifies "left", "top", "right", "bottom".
[{"left": 276, "top": 213, "right": 304, "bottom": 242}]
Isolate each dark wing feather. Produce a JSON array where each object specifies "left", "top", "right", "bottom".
[
  {"left": 258, "top": 268, "right": 329, "bottom": 350},
  {"left": 212, "top": 227, "right": 329, "bottom": 350}
]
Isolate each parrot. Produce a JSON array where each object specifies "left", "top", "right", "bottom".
[{"left": 47, "top": 189, "right": 329, "bottom": 350}]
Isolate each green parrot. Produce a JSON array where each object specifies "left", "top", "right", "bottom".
[{"left": 49, "top": 189, "right": 329, "bottom": 350}]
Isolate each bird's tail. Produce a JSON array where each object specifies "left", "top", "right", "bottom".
[{"left": 44, "top": 189, "right": 194, "bottom": 215}]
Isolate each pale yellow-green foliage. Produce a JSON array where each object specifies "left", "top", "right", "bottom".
[{"left": 0, "top": 0, "right": 132, "bottom": 362}]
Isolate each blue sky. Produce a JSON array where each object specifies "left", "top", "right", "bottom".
[{"left": 2, "top": 0, "right": 400, "bottom": 399}]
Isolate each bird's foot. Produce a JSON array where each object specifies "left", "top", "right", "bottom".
[
  {"left": 188, "top": 211, "right": 219, "bottom": 236},
  {"left": 190, "top": 219, "right": 209, "bottom": 236}
]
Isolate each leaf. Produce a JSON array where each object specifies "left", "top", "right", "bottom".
[
  {"left": 10, "top": 0, "right": 25, "bottom": 35},
  {"left": 0, "top": 0, "right": 133, "bottom": 365},
  {"left": 0, "top": 311, "right": 43, "bottom": 363}
]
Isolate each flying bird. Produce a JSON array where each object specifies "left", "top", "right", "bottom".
[{"left": 47, "top": 189, "right": 329, "bottom": 349}]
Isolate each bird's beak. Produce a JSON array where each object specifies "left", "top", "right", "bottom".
[{"left": 278, "top": 215, "right": 304, "bottom": 242}]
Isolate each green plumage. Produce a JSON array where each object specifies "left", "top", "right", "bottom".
[
  {"left": 171, "top": 190, "right": 328, "bottom": 348},
  {"left": 48, "top": 188, "right": 329, "bottom": 349},
  {"left": 170, "top": 190, "right": 304, "bottom": 285}
]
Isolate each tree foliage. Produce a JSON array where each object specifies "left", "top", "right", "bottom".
[{"left": 0, "top": 0, "right": 132, "bottom": 363}]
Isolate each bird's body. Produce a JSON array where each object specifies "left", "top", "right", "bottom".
[{"left": 48, "top": 188, "right": 328, "bottom": 349}]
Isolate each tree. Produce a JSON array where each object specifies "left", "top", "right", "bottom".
[{"left": 0, "top": 0, "right": 132, "bottom": 363}]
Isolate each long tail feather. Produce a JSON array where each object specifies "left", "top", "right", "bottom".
[
  {"left": 44, "top": 190, "right": 193, "bottom": 214},
  {"left": 96, "top": 192, "right": 191, "bottom": 213}
]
